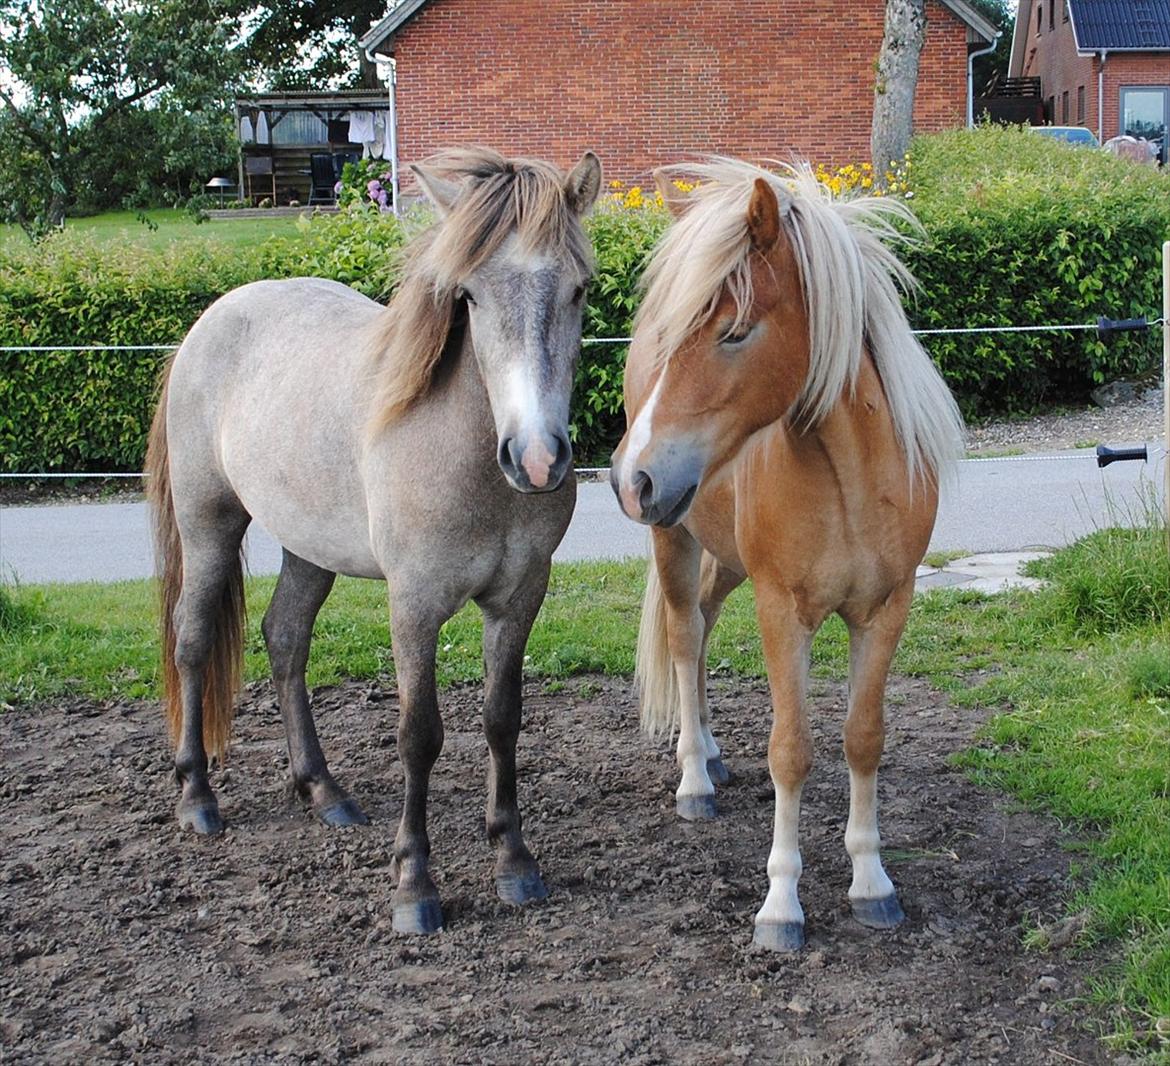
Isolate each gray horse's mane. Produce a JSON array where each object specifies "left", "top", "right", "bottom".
[
  {"left": 637, "top": 157, "right": 963, "bottom": 485},
  {"left": 368, "top": 147, "right": 593, "bottom": 429}
]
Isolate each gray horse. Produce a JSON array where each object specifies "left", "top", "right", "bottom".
[{"left": 145, "top": 148, "right": 602, "bottom": 934}]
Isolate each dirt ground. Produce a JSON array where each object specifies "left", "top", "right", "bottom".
[{"left": 0, "top": 674, "right": 1117, "bottom": 1065}]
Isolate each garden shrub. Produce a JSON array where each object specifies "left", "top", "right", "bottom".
[
  {"left": 3, "top": 126, "right": 1168, "bottom": 472},
  {"left": 903, "top": 125, "right": 1170, "bottom": 415}
]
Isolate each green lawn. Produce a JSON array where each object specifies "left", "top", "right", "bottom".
[
  {"left": 0, "top": 208, "right": 303, "bottom": 255},
  {"left": 2, "top": 531, "right": 1169, "bottom": 1056}
]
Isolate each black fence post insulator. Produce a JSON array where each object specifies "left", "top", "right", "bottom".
[
  {"left": 1096, "top": 444, "right": 1148, "bottom": 468},
  {"left": 1096, "top": 316, "right": 1149, "bottom": 339}
]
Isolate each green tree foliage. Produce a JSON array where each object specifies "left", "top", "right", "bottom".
[
  {"left": 226, "top": 0, "right": 387, "bottom": 90},
  {"left": 0, "top": 0, "right": 243, "bottom": 232}
]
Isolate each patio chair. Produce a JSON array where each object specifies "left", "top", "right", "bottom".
[
  {"left": 244, "top": 154, "right": 277, "bottom": 205},
  {"left": 308, "top": 153, "right": 337, "bottom": 205}
]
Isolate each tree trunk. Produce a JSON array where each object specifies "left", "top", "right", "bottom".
[{"left": 871, "top": 0, "right": 927, "bottom": 187}]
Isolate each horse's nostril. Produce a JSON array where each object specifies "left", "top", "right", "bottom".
[
  {"left": 553, "top": 434, "right": 572, "bottom": 470},
  {"left": 498, "top": 436, "right": 519, "bottom": 473},
  {"left": 634, "top": 469, "right": 654, "bottom": 512}
]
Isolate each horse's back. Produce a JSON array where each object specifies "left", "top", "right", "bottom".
[{"left": 166, "top": 277, "right": 385, "bottom": 577}]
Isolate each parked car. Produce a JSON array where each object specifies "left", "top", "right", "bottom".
[{"left": 1029, "top": 126, "right": 1100, "bottom": 147}]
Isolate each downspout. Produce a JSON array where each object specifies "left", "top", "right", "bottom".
[
  {"left": 365, "top": 47, "right": 400, "bottom": 217},
  {"left": 967, "top": 34, "right": 1001, "bottom": 127},
  {"left": 1098, "top": 50, "right": 1108, "bottom": 141}
]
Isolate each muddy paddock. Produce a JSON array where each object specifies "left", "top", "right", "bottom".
[{"left": 0, "top": 674, "right": 1112, "bottom": 1064}]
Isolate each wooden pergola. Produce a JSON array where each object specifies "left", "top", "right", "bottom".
[{"left": 233, "top": 89, "right": 391, "bottom": 205}]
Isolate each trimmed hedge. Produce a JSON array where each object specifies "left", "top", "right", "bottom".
[
  {"left": 902, "top": 125, "right": 1169, "bottom": 412},
  {"left": 2, "top": 127, "right": 1168, "bottom": 473}
]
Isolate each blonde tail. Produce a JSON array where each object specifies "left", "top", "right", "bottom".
[
  {"left": 635, "top": 549, "right": 680, "bottom": 739},
  {"left": 145, "top": 359, "right": 244, "bottom": 762}
]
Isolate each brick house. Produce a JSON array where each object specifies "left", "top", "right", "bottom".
[
  {"left": 359, "top": 0, "right": 999, "bottom": 195},
  {"left": 1008, "top": 0, "right": 1170, "bottom": 162}
]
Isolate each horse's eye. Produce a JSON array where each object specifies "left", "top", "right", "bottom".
[
  {"left": 572, "top": 284, "right": 586, "bottom": 304},
  {"left": 720, "top": 323, "right": 754, "bottom": 347}
]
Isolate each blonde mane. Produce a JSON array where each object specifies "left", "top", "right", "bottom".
[
  {"left": 368, "top": 147, "right": 593, "bottom": 429},
  {"left": 636, "top": 158, "right": 964, "bottom": 485}
]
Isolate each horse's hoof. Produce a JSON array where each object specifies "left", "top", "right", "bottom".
[
  {"left": 706, "top": 757, "right": 731, "bottom": 785},
  {"left": 753, "top": 920, "right": 805, "bottom": 953},
  {"left": 392, "top": 898, "right": 444, "bottom": 936},
  {"left": 319, "top": 798, "right": 369, "bottom": 828},
  {"left": 676, "top": 793, "right": 718, "bottom": 821},
  {"left": 178, "top": 803, "right": 224, "bottom": 836},
  {"left": 496, "top": 870, "right": 550, "bottom": 906},
  {"left": 852, "top": 894, "right": 906, "bottom": 930}
]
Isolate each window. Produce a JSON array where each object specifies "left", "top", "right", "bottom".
[
  {"left": 1047, "top": 95, "right": 1055, "bottom": 122},
  {"left": 1077, "top": 86, "right": 1085, "bottom": 124},
  {"left": 1050, "top": 1, "right": 1055, "bottom": 30},
  {"left": 1062, "top": 91, "right": 1069, "bottom": 123},
  {"left": 1063, "top": 1, "right": 1069, "bottom": 21},
  {"left": 270, "top": 112, "right": 328, "bottom": 146},
  {"left": 1037, "top": 3, "right": 1043, "bottom": 32},
  {"left": 1121, "top": 86, "right": 1169, "bottom": 165}
]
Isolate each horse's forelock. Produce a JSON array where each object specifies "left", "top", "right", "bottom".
[{"left": 366, "top": 150, "right": 591, "bottom": 435}]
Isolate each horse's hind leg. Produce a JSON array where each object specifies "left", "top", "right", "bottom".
[
  {"left": 262, "top": 550, "right": 367, "bottom": 828},
  {"left": 842, "top": 579, "right": 914, "bottom": 930},
  {"left": 697, "top": 552, "right": 744, "bottom": 786},
  {"left": 478, "top": 565, "right": 552, "bottom": 906},
  {"left": 172, "top": 509, "right": 250, "bottom": 835}
]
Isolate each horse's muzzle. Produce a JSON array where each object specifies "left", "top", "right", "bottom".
[
  {"left": 498, "top": 430, "right": 572, "bottom": 493},
  {"left": 609, "top": 464, "right": 699, "bottom": 527}
]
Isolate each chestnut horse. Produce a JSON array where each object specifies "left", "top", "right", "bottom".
[
  {"left": 611, "top": 160, "right": 964, "bottom": 951},
  {"left": 146, "top": 148, "right": 602, "bottom": 935}
]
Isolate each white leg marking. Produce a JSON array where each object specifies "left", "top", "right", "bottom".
[
  {"left": 674, "top": 659, "right": 713, "bottom": 800},
  {"left": 755, "top": 784, "right": 805, "bottom": 927},
  {"left": 845, "top": 767, "right": 895, "bottom": 902}
]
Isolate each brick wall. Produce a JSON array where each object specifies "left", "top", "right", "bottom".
[
  {"left": 1017, "top": 2, "right": 1170, "bottom": 140},
  {"left": 388, "top": 0, "right": 973, "bottom": 187}
]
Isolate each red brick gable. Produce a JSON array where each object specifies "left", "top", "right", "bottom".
[{"left": 379, "top": 0, "right": 979, "bottom": 185}]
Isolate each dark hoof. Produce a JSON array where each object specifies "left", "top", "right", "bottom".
[
  {"left": 676, "top": 793, "right": 718, "bottom": 821},
  {"left": 392, "top": 898, "right": 444, "bottom": 935},
  {"left": 497, "top": 870, "right": 550, "bottom": 906},
  {"left": 318, "top": 798, "right": 370, "bottom": 828},
  {"left": 852, "top": 894, "right": 906, "bottom": 930},
  {"left": 178, "top": 803, "right": 224, "bottom": 836},
  {"left": 706, "top": 757, "right": 731, "bottom": 785},
  {"left": 753, "top": 920, "right": 805, "bottom": 953}
]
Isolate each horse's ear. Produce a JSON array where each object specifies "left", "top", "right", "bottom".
[
  {"left": 410, "top": 164, "right": 461, "bottom": 217},
  {"left": 565, "top": 151, "right": 603, "bottom": 215},
  {"left": 654, "top": 169, "right": 692, "bottom": 218},
  {"left": 746, "top": 177, "right": 781, "bottom": 253}
]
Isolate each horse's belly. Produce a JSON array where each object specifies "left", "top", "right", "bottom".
[{"left": 248, "top": 502, "right": 383, "bottom": 580}]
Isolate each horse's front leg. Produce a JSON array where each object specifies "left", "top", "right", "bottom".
[
  {"left": 387, "top": 598, "right": 446, "bottom": 935},
  {"left": 752, "top": 580, "right": 815, "bottom": 952},
  {"left": 842, "top": 579, "right": 914, "bottom": 930},
  {"left": 478, "top": 567, "right": 551, "bottom": 905},
  {"left": 652, "top": 526, "right": 717, "bottom": 820},
  {"left": 697, "top": 552, "right": 745, "bottom": 786}
]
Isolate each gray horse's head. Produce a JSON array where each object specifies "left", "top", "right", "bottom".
[{"left": 410, "top": 149, "right": 603, "bottom": 493}]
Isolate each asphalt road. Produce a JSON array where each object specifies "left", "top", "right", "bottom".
[{"left": 1, "top": 450, "right": 1164, "bottom": 585}]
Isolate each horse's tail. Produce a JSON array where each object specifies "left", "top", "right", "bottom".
[
  {"left": 635, "top": 545, "right": 680, "bottom": 739},
  {"left": 145, "top": 358, "right": 245, "bottom": 762}
]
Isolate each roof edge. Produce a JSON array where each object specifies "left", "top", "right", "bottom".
[
  {"left": 938, "top": 0, "right": 1001, "bottom": 44},
  {"left": 360, "top": 0, "right": 431, "bottom": 54},
  {"left": 362, "top": 0, "right": 1000, "bottom": 54}
]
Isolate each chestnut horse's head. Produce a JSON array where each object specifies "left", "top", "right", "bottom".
[{"left": 611, "top": 159, "right": 961, "bottom": 526}]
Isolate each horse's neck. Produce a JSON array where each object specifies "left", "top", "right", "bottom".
[
  {"left": 803, "top": 351, "right": 901, "bottom": 478},
  {"left": 418, "top": 315, "right": 494, "bottom": 427}
]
